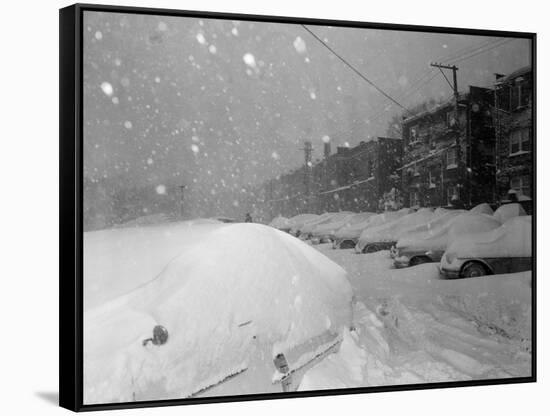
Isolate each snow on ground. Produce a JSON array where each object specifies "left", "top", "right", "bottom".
[
  {"left": 83, "top": 223, "right": 353, "bottom": 404},
  {"left": 300, "top": 244, "right": 532, "bottom": 390}
]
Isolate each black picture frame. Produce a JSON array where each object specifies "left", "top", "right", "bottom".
[{"left": 60, "top": 3, "right": 536, "bottom": 412}]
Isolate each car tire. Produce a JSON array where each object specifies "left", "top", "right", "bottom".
[
  {"left": 364, "top": 244, "right": 378, "bottom": 253},
  {"left": 410, "top": 256, "right": 430, "bottom": 266},
  {"left": 461, "top": 261, "right": 488, "bottom": 278}
]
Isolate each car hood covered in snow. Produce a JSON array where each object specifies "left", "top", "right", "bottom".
[
  {"left": 445, "top": 216, "right": 532, "bottom": 260},
  {"left": 493, "top": 203, "right": 526, "bottom": 223},
  {"left": 396, "top": 212, "right": 501, "bottom": 253},
  {"left": 357, "top": 208, "right": 437, "bottom": 249},
  {"left": 83, "top": 223, "right": 353, "bottom": 404},
  {"left": 310, "top": 212, "right": 371, "bottom": 237}
]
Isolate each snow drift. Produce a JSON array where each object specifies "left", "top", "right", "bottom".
[{"left": 84, "top": 223, "right": 353, "bottom": 403}]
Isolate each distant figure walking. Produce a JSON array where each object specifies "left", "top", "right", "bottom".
[{"left": 244, "top": 213, "right": 253, "bottom": 223}]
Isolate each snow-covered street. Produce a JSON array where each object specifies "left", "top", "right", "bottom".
[
  {"left": 83, "top": 221, "right": 531, "bottom": 403},
  {"left": 300, "top": 243, "right": 531, "bottom": 390}
]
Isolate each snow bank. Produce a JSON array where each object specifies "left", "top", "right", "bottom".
[
  {"left": 493, "top": 203, "right": 526, "bottom": 223},
  {"left": 84, "top": 223, "right": 353, "bottom": 403},
  {"left": 446, "top": 216, "right": 532, "bottom": 259},
  {"left": 300, "top": 245, "right": 532, "bottom": 389}
]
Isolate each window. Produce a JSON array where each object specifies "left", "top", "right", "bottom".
[
  {"left": 509, "top": 128, "right": 531, "bottom": 155},
  {"left": 447, "top": 186, "right": 459, "bottom": 205},
  {"left": 409, "top": 125, "right": 419, "bottom": 144},
  {"left": 446, "top": 111, "right": 455, "bottom": 127},
  {"left": 510, "top": 175, "right": 531, "bottom": 198},
  {"left": 446, "top": 148, "right": 457, "bottom": 169},
  {"left": 428, "top": 170, "right": 437, "bottom": 188},
  {"left": 410, "top": 191, "right": 419, "bottom": 207}
]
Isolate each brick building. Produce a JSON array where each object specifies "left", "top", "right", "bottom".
[
  {"left": 260, "top": 137, "right": 402, "bottom": 218},
  {"left": 399, "top": 86, "right": 495, "bottom": 208},
  {"left": 494, "top": 66, "right": 533, "bottom": 208}
]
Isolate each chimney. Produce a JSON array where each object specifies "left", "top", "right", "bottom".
[{"left": 324, "top": 142, "right": 331, "bottom": 159}]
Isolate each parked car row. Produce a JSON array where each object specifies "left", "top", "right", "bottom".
[{"left": 269, "top": 202, "right": 531, "bottom": 279}]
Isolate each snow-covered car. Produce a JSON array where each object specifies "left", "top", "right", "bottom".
[
  {"left": 333, "top": 208, "right": 413, "bottom": 249},
  {"left": 440, "top": 216, "right": 532, "bottom": 278},
  {"left": 289, "top": 212, "right": 334, "bottom": 237},
  {"left": 356, "top": 208, "right": 437, "bottom": 253},
  {"left": 298, "top": 212, "right": 352, "bottom": 240},
  {"left": 268, "top": 215, "right": 290, "bottom": 230},
  {"left": 393, "top": 211, "right": 500, "bottom": 268},
  {"left": 493, "top": 202, "right": 526, "bottom": 223},
  {"left": 309, "top": 212, "right": 373, "bottom": 244},
  {"left": 84, "top": 222, "right": 353, "bottom": 403}
]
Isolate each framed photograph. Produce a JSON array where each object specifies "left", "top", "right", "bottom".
[{"left": 60, "top": 3, "right": 536, "bottom": 411}]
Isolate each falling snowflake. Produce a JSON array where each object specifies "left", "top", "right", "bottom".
[
  {"left": 147, "top": 157, "right": 153, "bottom": 165},
  {"left": 231, "top": 27, "right": 239, "bottom": 36},
  {"left": 243, "top": 53, "right": 256, "bottom": 68},
  {"left": 196, "top": 33, "right": 206, "bottom": 45},
  {"left": 191, "top": 144, "right": 200, "bottom": 153},
  {"left": 154, "top": 76, "right": 161, "bottom": 83},
  {"left": 309, "top": 90, "right": 317, "bottom": 100},
  {"left": 156, "top": 184, "right": 167, "bottom": 195},
  {"left": 158, "top": 21, "right": 168, "bottom": 31},
  {"left": 124, "top": 121, "right": 132, "bottom": 129},
  {"left": 208, "top": 45, "right": 217, "bottom": 54},
  {"left": 100, "top": 81, "right": 113, "bottom": 97},
  {"left": 322, "top": 135, "right": 331, "bottom": 143},
  {"left": 271, "top": 151, "right": 280, "bottom": 160},
  {"left": 94, "top": 31, "right": 103, "bottom": 40},
  {"left": 293, "top": 36, "right": 307, "bottom": 54}
]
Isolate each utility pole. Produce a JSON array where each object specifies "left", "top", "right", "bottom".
[
  {"left": 301, "top": 141, "right": 313, "bottom": 212},
  {"left": 431, "top": 63, "right": 463, "bottom": 204}
]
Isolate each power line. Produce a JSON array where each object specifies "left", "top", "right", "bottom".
[
  {"left": 452, "top": 38, "right": 516, "bottom": 63},
  {"left": 301, "top": 24, "right": 414, "bottom": 115}
]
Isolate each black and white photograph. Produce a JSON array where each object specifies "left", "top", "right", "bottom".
[{"left": 72, "top": 5, "right": 534, "bottom": 408}]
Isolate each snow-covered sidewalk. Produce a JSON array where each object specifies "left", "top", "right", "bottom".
[{"left": 300, "top": 245, "right": 532, "bottom": 390}]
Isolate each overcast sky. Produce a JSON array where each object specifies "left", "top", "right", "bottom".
[{"left": 83, "top": 11, "right": 530, "bottom": 199}]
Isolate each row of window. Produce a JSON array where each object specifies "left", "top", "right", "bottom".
[{"left": 409, "top": 185, "right": 460, "bottom": 207}]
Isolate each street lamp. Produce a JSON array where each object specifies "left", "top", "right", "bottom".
[{"left": 179, "top": 185, "right": 186, "bottom": 219}]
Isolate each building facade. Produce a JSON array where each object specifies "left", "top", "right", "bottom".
[
  {"left": 494, "top": 66, "right": 533, "bottom": 208},
  {"left": 259, "top": 137, "right": 402, "bottom": 218},
  {"left": 399, "top": 86, "right": 495, "bottom": 209}
]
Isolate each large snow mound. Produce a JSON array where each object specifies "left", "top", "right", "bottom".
[
  {"left": 84, "top": 223, "right": 353, "bottom": 403},
  {"left": 446, "top": 216, "right": 532, "bottom": 259}
]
